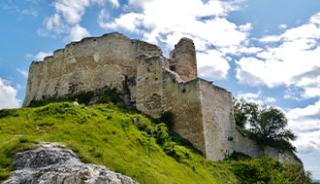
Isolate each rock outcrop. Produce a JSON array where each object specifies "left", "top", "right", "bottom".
[{"left": 4, "top": 143, "right": 138, "bottom": 184}]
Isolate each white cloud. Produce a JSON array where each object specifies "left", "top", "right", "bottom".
[
  {"left": 0, "top": 79, "right": 21, "bottom": 109},
  {"left": 52, "top": 0, "right": 104, "bottom": 25},
  {"left": 286, "top": 100, "right": 320, "bottom": 154},
  {"left": 45, "top": 14, "right": 64, "bottom": 34},
  {"left": 68, "top": 24, "right": 90, "bottom": 41},
  {"left": 99, "top": 10, "right": 143, "bottom": 32},
  {"left": 304, "top": 88, "right": 320, "bottom": 99},
  {"left": 26, "top": 51, "right": 53, "bottom": 62},
  {"left": 236, "top": 12, "right": 320, "bottom": 99},
  {"left": 26, "top": 51, "right": 52, "bottom": 61},
  {"left": 287, "top": 100, "right": 320, "bottom": 122},
  {"left": 17, "top": 68, "right": 28, "bottom": 78},
  {"left": 35, "top": 51, "right": 52, "bottom": 61},
  {"left": 294, "top": 70, "right": 320, "bottom": 99},
  {"left": 109, "top": 0, "right": 119, "bottom": 7},
  {"left": 99, "top": 0, "right": 251, "bottom": 80},
  {"left": 239, "top": 23, "right": 252, "bottom": 32},
  {"left": 42, "top": 0, "right": 119, "bottom": 41},
  {"left": 127, "top": 0, "right": 243, "bottom": 17},
  {"left": 42, "top": 0, "right": 92, "bottom": 41},
  {"left": 197, "top": 50, "right": 230, "bottom": 80},
  {"left": 236, "top": 91, "right": 276, "bottom": 105},
  {"left": 278, "top": 24, "right": 287, "bottom": 30}
]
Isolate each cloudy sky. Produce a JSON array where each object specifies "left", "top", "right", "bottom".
[{"left": 1, "top": 0, "right": 320, "bottom": 179}]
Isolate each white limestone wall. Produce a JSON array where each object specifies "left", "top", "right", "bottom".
[
  {"left": 162, "top": 73, "right": 206, "bottom": 154},
  {"left": 199, "top": 80, "right": 235, "bottom": 160}
]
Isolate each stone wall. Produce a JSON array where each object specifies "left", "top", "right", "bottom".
[
  {"left": 24, "top": 33, "right": 137, "bottom": 106},
  {"left": 23, "top": 32, "right": 302, "bottom": 165},
  {"left": 23, "top": 33, "right": 163, "bottom": 107},
  {"left": 233, "top": 131, "right": 260, "bottom": 158},
  {"left": 136, "top": 56, "right": 164, "bottom": 118},
  {"left": 160, "top": 76, "right": 237, "bottom": 160},
  {"left": 234, "top": 131, "right": 302, "bottom": 165},
  {"left": 199, "top": 80, "right": 235, "bottom": 160},
  {"left": 162, "top": 72, "right": 206, "bottom": 154},
  {"left": 169, "top": 38, "right": 197, "bottom": 81}
]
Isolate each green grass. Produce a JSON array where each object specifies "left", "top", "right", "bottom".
[{"left": 0, "top": 102, "right": 311, "bottom": 184}]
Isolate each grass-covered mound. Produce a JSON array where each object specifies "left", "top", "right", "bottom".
[{"left": 0, "top": 102, "right": 312, "bottom": 184}]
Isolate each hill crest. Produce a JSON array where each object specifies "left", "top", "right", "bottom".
[{"left": 23, "top": 32, "right": 300, "bottom": 164}]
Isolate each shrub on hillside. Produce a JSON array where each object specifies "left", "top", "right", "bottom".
[
  {"left": 154, "top": 123, "right": 170, "bottom": 145},
  {"left": 233, "top": 98, "right": 296, "bottom": 152},
  {"left": 159, "top": 111, "right": 174, "bottom": 131},
  {"left": 231, "top": 157, "right": 312, "bottom": 184}
]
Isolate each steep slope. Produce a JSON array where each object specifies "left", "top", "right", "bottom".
[{"left": 0, "top": 102, "right": 311, "bottom": 184}]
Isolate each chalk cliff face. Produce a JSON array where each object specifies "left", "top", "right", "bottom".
[
  {"left": 23, "top": 32, "right": 301, "bottom": 164},
  {"left": 4, "top": 143, "right": 137, "bottom": 184}
]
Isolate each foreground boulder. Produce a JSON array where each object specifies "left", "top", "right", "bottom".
[{"left": 4, "top": 142, "right": 138, "bottom": 184}]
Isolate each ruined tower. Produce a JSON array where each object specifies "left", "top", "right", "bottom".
[
  {"left": 23, "top": 32, "right": 301, "bottom": 164},
  {"left": 169, "top": 38, "right": 197, "bottom": 81}
]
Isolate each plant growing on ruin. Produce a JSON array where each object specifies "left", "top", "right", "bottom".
[
  {"left": 159, "top": 111, "right": 175, "bottom": 131},
  {"left": 233, "top": 98, "right": 297, "bottom": 152}
]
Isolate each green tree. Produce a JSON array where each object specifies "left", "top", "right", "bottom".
[{"left": 233, "top": 98, "right": 296, "bottom": 152}]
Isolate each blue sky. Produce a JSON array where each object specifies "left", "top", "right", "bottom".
[{"left": 1, "top": 0, "right": 320, "bottom": 179}]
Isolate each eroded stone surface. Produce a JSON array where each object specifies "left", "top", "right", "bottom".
[
  {"left": 4, "top": 143, "right": 138, "bottom": 184},
  {"left": 233, "top": 132, "right": 302, "bottom": 165},
  {"left": 22, "top": 32, "right": 302, "bottom": 165},
  {"left": 169, "top": 38, "right": 197, "bottom": 81}
]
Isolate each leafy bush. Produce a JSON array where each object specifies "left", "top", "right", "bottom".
[
  {"left": 74, "top": 91, "right": 94, "bottom": 104},
  {"left": 99, "top": 87, "right": 123, "bottom": 104},
  {"left": 228, "top": 151, "right": 251, "bottom": 161},
  {"left": 170, "top": 132, "right": 203, "bottom": 155},
  {"left": 0, "top": 109, "right": 18, "bottom": 118},
  {"left": 133, "top": 116, "right": 197, "bottom": 162},
  {"left": 132, "top": 116, "right": 152, "bottom": 132},
  {"left": 154, "top": 123, "right": 169, "bottom": 145},
  {"left": 233, "top": 98, "right": 296, "bottom": 152},
  {"left": 163, "top": 142, "right": 192, "bottom": 162},
  {"left": 159, "top": 111, "right": 174, "bottom": 131},
  {"left": 230, "top": 157, "right": 312, "bottom": 184}
]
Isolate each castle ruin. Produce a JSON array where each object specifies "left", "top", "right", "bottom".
[{"left": 23, "top": 32, "right": 300, "bottom": 164}]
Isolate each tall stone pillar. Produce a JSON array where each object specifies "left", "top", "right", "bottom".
[{"left": 169, "top": 38, "right": 197, "bottom": 81}]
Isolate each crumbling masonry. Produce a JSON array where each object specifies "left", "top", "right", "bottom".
[{"left": 23, "top": 32, "right": 301, "bottom": 164}]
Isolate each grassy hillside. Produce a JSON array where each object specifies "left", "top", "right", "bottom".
[{"left": 0, "top": 102, "right": 312, "bottom": 184}]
